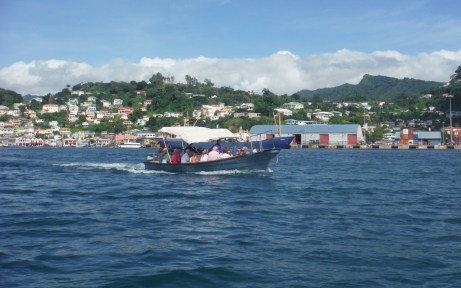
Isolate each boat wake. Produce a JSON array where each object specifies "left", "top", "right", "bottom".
[
  {"left": 194, "top": 168, "right": 273, "bottom": 175},
  {"left": 54, "top": 162, "right": 273, "bottom": 175},
  {"left": 54, "top": 162, "right": 168, "bottom": 174}
]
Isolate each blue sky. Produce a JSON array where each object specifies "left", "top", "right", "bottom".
[{"left": 1, "top": 0, "right": 460, "bottom": 95}]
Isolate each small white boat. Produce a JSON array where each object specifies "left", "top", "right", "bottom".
[
  {"left": 75, "top": 140, "right": 90, "bottom": 148},
  {"left": 119, "top": 141, "right": 142, "bottom": 148}
]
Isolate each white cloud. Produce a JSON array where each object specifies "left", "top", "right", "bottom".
[{"left": 1, "top": 49, "right": 460, "bottom": 96}]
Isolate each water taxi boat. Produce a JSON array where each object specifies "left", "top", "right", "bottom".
[{"left": 144, "top": 127, "right": 280, "bottom": 173}]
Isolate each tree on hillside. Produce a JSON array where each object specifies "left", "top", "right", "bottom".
[
  {"left": 262, "top": 88, "right": 271, "bottom": 96},
  {"left": 29, "top": 99, "right": 42, "bottom": 111},
  {"left": 328, "top": 116, "right": 347, "bottom": 124},
  {"left": 150, "top": 72, "right": 165, "bottom": 87},
  {"left": 311, "top": 94, "right": 323, "bottom": 106},
  {"left": 136, "top": 81, "right": 147, "bottom": 90},
  {"left": 72, "top": 83, "right": 82, "bottom": 91},
  {"left": 185, "top": 75, "right": 198, "bottom": 87},
  {"left": 450, "top": 65, "right": 461, "bottom": 81},
  {"left": 0, "top": 88, "right": 24, "bottom": 106},
  {"left": 341, "top": 94, "right": 368, "bottom": 102},
  {"left": 204, "top": 78, "right": 214, "bottom": 87}
]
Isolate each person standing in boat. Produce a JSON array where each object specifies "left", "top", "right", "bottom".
[{"left": 211, "top": 139, "right": 223, "bottom": 153}]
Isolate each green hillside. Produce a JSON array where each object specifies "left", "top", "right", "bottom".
[
  {"left": 0, "top": 88, "right": 23, "bottom": 106},
  {"left": 297, "top": 74, "right": 444, "bottom": 101}
]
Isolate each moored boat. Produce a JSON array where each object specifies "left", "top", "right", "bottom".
[{"left": 119, "top": 141, "right": 142, "bottom": 148}]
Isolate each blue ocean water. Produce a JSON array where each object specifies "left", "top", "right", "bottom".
[{"left": 1, "top": 148, "right": 460, "bottom": 287}]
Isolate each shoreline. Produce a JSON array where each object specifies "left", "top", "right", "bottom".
[{"left": 290, "top": 144, "right": 461, "bottom": 150}]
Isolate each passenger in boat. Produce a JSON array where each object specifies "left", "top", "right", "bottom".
[
  {"left": 158, "top": 148, "right": 168, "bottom": 163},
  {"left": 200, "top": 149, "right": 209, "bottom": 161},
  {"left": 167, "top": 148, "right": 174, "bottom": 163},
  {"left": 181, "top": 148, "right": 191, "bottom": 163},
  {"left": 171, "top": 148, "right": 182, "bottom": 164},
  {"left": 211, "top": 139, "right": 223, "bottom": 153},
  {"left": 235, "top": 148, "right": 243, "bottom": 156},
  {"left": 241, "top": 146, "right": 250, "bottom": 155},
  {"left": 207, "top": 146, "right": 220, "bottom": 161},
  {"left": 220, "top": 147, "right": 232, "bottom": 158},
  {"left": 189, "top": 151, "right": 199, "bottom": 163}
]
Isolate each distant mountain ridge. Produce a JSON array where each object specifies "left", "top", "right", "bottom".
[{"left": 297, "top": 74, "right": 444, "bottom": 101}]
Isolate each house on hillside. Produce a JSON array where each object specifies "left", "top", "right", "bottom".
[
  {"left": 113, "top": 99, "right": 123, "bottom": 106},
  {"left": 41, "top": 104, "right": 60, "bottom": 114},
  {"left": 101, "top": 100, "right": 111, "bottom": 107},
  {"left": 274, "top": 108, "right": 293, "bottom": 116},
  {"left": 283, "top": 102, "right": 304, "bottom": 110},
  {"left": 118, "top": 107, "right": 134, "bottom": 114},
  {"left": 234, "top": 112, "right": 260, "bottom": 118}
]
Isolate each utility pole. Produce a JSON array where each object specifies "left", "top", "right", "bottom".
[
  {"left": 449, "top": 94, "right": 453, "bottom": 144},
  {"left": 363, "top": 107, "right": 366, "bottom": 144},
  {"left": 442, "top": 121, "right": 445, "bottom": 144}
]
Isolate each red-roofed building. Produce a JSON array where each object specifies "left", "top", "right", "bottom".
[{"left": 118, "top": 107, "right": 134, "bottom": 114}]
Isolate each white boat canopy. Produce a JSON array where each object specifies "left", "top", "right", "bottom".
[{"left": 158, "top": 127, "right": 237, "bottom": 144}]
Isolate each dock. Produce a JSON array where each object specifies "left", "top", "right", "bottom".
[{"left": 291, "top": 144, "right": 461, "bottom": 150}]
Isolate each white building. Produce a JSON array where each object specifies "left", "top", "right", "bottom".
[
  {"left": 239, "top": 103, "right": 255, "bottom": 111},
  {"left": 164, "top": 112, "right": 182, "bottom": 118},
  {"left": 312, "top": 111, "right": 334, "bottom": 122},
  {"left": 274, "top": 108, "right": 293, "bottom": 116},
  {"left": 283, "top": 102, "right": 304, "bottom": 109},
  {"left": 42, "top": 104, "right": 60, "bottom": 113},
  {"left": 233, "top": 112, "right": 260, "bottom": 118},
  {"left": 71, "top": 90, "right": 86, "bottom": 96},
  {"left": 101, "top": 100, "right": 111, "bottom": 107}
]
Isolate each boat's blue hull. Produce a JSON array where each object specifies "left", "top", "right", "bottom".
[
  {"left": 159, "top": 136, "right": 293, "bottom": 150},
  {"left": 144, "top": 148, "right": 280, "bottom": 173}
]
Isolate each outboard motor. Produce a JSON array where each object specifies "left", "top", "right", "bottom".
[{"left": 147, "top": 153, "right": 158, "bottom": 161}]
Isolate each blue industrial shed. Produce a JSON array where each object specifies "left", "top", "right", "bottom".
[{"left": 249, "top": 124, "right": 363, "bottom": 145}]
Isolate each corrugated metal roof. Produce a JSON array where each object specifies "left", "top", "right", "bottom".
[
  {"left": 249, "top": 124, "right": 361, "bottom": 134},
  {"left": 395, "top": 131, "right": 441, "bottom": 139}
]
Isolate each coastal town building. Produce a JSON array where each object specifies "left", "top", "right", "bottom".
[
  {"left": 234, "top": 112, "right": 261, "bottom": 118},
  {"left": 283, "top": 102, "right": 304, "bottom": 109},
  {"left": 238, "top": 103, "right": 255, "bottom": 111},
  {"left": 274, "top": 108, "right": 293, "bottom": 116},
  {"left": 118, "top": 107, "right": 134, "bottom": 114},
  {"left": 42, "top": 104, "right": 60, "bottom": 113}
]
